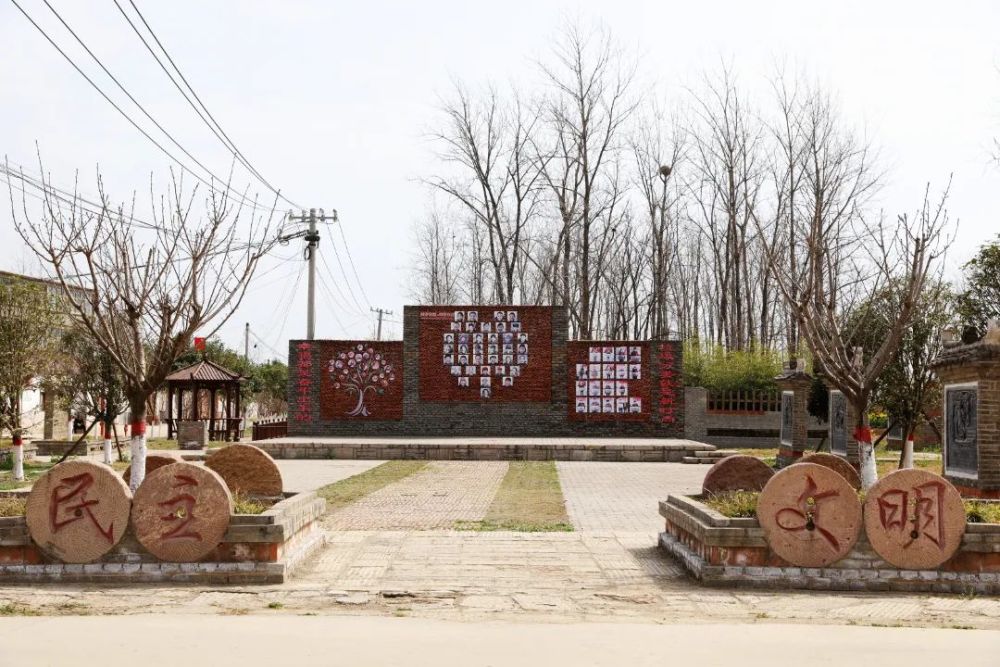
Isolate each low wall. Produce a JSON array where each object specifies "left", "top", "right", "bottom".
[
  {"left": 258, "top": 437, "right": 714, "bottom": 462},
  {"left": 30, "top": 440, "right": 103, "bottom": 457},
  {"left": 659, "top": 494, "right": 1000, "bottom": 594},
  {"left": 684, "top": 387, "right": 827, "bottom": 449},
  {"left": 0, "top": 491, "right": 325, "bottom": 585}
]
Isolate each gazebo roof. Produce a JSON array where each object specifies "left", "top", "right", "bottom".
[{"left": 165, "top": 359, "right": 243, "bottom": 384}]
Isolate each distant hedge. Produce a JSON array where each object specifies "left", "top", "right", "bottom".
[{"left": 682, "top": 341, "right": 784, "bottom": 393}]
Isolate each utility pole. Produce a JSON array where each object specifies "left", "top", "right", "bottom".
[
  {"left": 244, "top": 322, "right": 250, "bottom": 362},
  {"left": 371, "top": 307, "right": 393, "bottom": 341},
  {"left": 280, "top": 208, "right": 337, "bottom": 340}
]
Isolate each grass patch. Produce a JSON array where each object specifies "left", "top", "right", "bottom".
[
  {"left": 965, "top": 500, "right": 1000, "bottom": 524},
  {"left": 703, "top": 491, "right": 760, "bottom": 518},
  {"left": 455, "top": 461, "right": 573, "bottom": 532},
  {"left": 317, "top": 461, "right": 428, "bottom": 513},
  {"left": 0, "top": 460, "right": 54, "bottom": 491},
  {"left": 0, "top": 603, "right": 40, "bottom": 616},
  {"left": 0, "top": 497, "right": 26, "bottom": 517},
  {"left": 233, "top": 493, "right": 273, "bottom": 515},
  {"left": 146, "top": 438, "right": 228, "bottom": 450}
]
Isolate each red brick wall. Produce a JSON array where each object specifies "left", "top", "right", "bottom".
[
  {"left": 417, "top": 306, "right": 553, "bottom": 402},
  {"left": 318, "top": 341, "right": 403, "bottom": 420},
  {"left": 566, "top": 341, "right": 651, "bottom": 422}
]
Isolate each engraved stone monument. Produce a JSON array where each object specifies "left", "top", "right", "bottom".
[
  {"left": 931, "top": 322, "right": 1000, "bottom": 498},
  {"left": 774, "top": 359, "right": 812, "bottom": 468}
]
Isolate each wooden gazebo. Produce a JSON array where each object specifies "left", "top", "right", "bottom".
[{"left": 165, "top": 360, "right": 244, "bottom": 442}]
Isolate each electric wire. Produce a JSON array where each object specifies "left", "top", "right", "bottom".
[
  {"left": 111, "top": 0, "right": 300, "bottom": 209},
  {"left": 8, "top": 0, "right": 274, "bottom": 214}
]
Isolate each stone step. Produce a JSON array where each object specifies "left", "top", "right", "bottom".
[{"left": 682, "top": 456, "right": 716, "bottom": 464}]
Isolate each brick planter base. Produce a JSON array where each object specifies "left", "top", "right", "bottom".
[
  {"left": 0, "top": 491, "right": 325, "bottom": 585},
  {"left": 659, "top": 495, "right": 1000, "bottom": 595}
]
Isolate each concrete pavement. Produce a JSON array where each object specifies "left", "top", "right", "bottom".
[{"left": 0, "top": 616, "right": 996, "bottom": 666}]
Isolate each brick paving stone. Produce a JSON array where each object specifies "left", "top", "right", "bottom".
[
  {"left": 557, "top": 462, "right": 707, "bottom": 532},
  {"left": 325, "top": 462, "right": 508, "bottom": 530}
]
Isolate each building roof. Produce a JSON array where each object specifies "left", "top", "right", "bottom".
[{"left": 165, "top": 359, "right": 243, "bottom": 383}]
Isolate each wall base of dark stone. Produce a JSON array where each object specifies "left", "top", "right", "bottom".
[{"left": 258, "top": 437, "right": 714, "bottom": 462}]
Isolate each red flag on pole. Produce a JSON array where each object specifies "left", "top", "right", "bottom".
[{"left": 194, "top": 337, "right": 206, "bottom": 351}]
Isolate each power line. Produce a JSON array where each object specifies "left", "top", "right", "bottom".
[
  {"left": 325, "top": 223, "right": 368, "bottom": 313},
  {"left": 8, "top": 0, "right": 274, "bottom": 214},
  {"left": 111, "top": 0, "right": 299, "bottom": 209},
  {"left": 318, "top": 247, "right": 366, "bottom": 318},
  {"left": 1, "top": 162, "right": 165, "bottom": 231},
  {"left": 336, "top": 220, "right": 374, "bottom": 309}
]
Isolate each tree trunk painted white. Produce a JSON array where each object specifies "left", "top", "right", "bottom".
[
  {"left": 12, "top": 433, "right": 24, "bottom": 481},
  {"left": 67, "top": 418, "right": 74, "bottom": 441},
  {"left": 900, "top": 438, "right": 915, "bottom": 469},
  {"left": 858, "top": 438, "right": 878, "bottom": 490},
  {"left": 102, "top": 423, "right": 113, "bottom": 466},
  {"left": 128, "top": 421, "right": 147, "bottom": 491}
]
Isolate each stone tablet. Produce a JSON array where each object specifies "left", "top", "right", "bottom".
[
  {"left": 131, "top": 462, "right": 232, "bottom": 562},
  {"left": 758, "top": 462, "right": 862, "bottom": 568},
  {"left": 205, "top": 444, "right": 283, "bottom": 497},
  {"left": 863, "top": 469, "right": 965, "bottom": 570},
  {"left": 122, "top": 453, "right": 182, "bottom": 483},
  {"left": 801, "top": 452, "right": 862, "bottom": 490},
  {"left": 702, "top": 455, "right": 775, "bottom": 496},
  {"left": 25, "top": 460, "right": 132, "bottom": 563}
]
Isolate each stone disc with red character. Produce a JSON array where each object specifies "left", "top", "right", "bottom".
[
  {"left": 702, "top": 455, "right": 775, "bottom": 496},
  {"left": 25, "top": 459, "right": 132, "bottom": 563},
  {"left": 863, "top": 468, "right": 965, "bottom": 570},
  {"left": 131, "top": 462, "right": 232, "bottom": 562},
  {"left": 205, "top": 444, "right": 283, "bottom": 498},
  {"left": 757, "top": 462, "right": 862, "bottom": 568},
  {"left": 800, "top": 452, "right": 862, "bottom": 490}
]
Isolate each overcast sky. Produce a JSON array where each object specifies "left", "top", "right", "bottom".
[{"left": 2, "top": 0, "right": 998, "bottom": 360}]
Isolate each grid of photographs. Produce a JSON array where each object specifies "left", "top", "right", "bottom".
[
  {"left": 572, "top": 345, "right": 643, "bottom": 414},
  {"left": 444, "top": 310, "right": 527, "bottom": 399}
]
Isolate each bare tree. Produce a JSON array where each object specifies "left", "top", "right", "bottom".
[
  {"left": 13, "top": 168, "right": 275, "bottom": 489},
  {"left": 687, "top": 66, "right": 766, "bottom": 351},
  {"left": 757, "top": 87, "right": 950, "bottom": 487},
  {"left": 539, "top": 21, "right": 636, "bottom": 338},
  {"left": 427, "top": 85, "right": 544, "bottom": 304},
  {"left": 409, "top": 209, "right": 465, "bottom": 304},
  {"left": 631, "top": 106, "right": 684, "bottom": 339}
]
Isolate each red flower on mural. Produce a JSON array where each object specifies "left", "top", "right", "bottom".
[{"left": 329, "top": 344, "right": 396, "bottom": 417}]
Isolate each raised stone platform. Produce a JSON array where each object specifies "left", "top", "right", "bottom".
[{"left": 255, "top": 436, "right": 715, "bottom": 462}]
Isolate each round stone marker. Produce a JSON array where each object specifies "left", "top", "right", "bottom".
[
  {"left": 702, "top": 455, "right": 775, "bottom": 496},
  {"left": 758, "top": 462, "right": 862, "bottom": 568},
  {"left": 205, "top": 444, "right": 283, "bottom": 497},
  {"left": 25, "top": 459, "right": 132, "bottom": 563},
  {"left": 131, "top": 462, "right": 232, "bottom": 562},
  {"left": 863, "top": 469, "right": 965, "bottom": 570},
  {"left": 801, "top": 452, "right": 862, "bottom": 490},
  {"left": 122, "top": 452, "right": 182, "bottom": 484}
]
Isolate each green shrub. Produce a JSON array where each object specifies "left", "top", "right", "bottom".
[{"left": 683, "top": 340, "right": 784, "bottom": 392}]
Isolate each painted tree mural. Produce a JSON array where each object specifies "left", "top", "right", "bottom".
[{"left": 329, "top": 344, "right": 397, "bottom": 417}]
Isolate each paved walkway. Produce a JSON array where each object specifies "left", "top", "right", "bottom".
[
  {"left": 557, "top": 462, "right": 706, "bottom": 532},
  {"left": 325, "top": 462, "right": 507, "bottom": 530},
  {"left": 300, "top": 530, "right": 678, "bottom": 593},
  {"left": 2, "top": 616, "right": 997, "bottom": 666}
]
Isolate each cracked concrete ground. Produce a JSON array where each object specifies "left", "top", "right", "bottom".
[{"left": 1, "top": 460, "right": 998, "bottom": 630}]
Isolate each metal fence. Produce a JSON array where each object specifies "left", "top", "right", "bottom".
[
  {"left": 251, "top": 416, "right": 287, "bottom": 441},
  {"left": 707, "top": 390, "right": 780, "bottom": 414}
]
